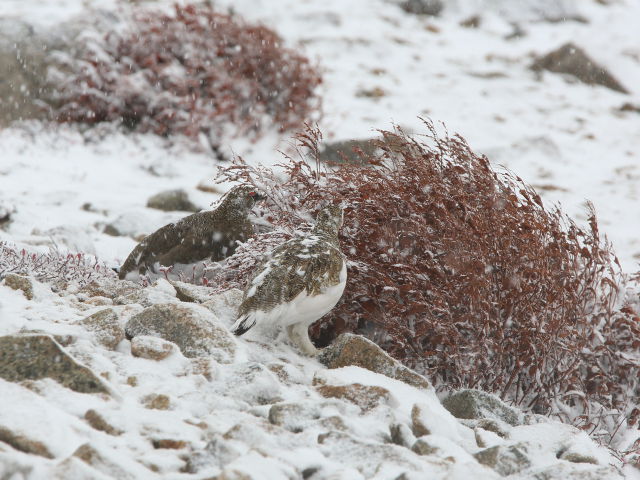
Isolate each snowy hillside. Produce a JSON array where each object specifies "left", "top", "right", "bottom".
[
  {"left": 1, "top": 0, "right": 639, "bottom": 478},
  {"left": 0, "top": 277, "right": 630, "bottom": 479}
]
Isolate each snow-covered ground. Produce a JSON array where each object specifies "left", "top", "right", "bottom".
[
  {"left": 0, "top": 277, "right": 633, "bottom": 479},
  {"left": 1, "top": 0, "right": 639, "bottom": 478}
]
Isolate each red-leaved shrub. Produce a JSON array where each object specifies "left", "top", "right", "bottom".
[
  {"left": 0, "top": 242, "right": 115, "bottom": 287},
  {"left": 215, "top": 121, "right": 639, "bottom": 448},
  {"left": 48, "top": 4, "right": 321, "bottom": 144}
]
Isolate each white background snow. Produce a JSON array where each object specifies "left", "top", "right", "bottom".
[{"left": 0, "top": 0, "right": 639, "bottom": 478}]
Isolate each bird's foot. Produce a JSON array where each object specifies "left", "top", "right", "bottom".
[{"left": 286, "top": 324, "right": 319, "bottom": 356}]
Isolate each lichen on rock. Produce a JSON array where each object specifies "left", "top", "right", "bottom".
[
  {"left": 0, "top": 334, "right": 109, "bottom": 394},
  {"left": 125, "top": 303, "right": 236, "bottom": 361}
]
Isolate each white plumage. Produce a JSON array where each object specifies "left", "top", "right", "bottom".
[{"left": 231, "top": 205, "right": 347, "bottom": 355}]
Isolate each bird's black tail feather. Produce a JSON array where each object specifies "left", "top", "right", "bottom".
[{"left": 231, "top": 315, "right": 254, "bottom": 336}]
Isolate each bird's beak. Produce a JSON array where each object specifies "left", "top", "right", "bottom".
[{"left": 253, "top": 192, "right": 267, "bottom": 202}]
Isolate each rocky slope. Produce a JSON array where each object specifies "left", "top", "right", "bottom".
[{"left": 0, "top": 274, "right": 627, "bottom": 479}]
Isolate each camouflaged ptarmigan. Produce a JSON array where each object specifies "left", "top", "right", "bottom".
[
  {"left": 118, "top": 185, "right": 264, "bottom": 281},
  {"left": 231, "top": 204, "right": 347, "bottom": 355}
]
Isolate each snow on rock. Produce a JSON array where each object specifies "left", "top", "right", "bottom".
[
  {"left": 0, "top": 199, "right": 15, "bottom": 225},
  {"left": 146, "top": 189, "right": 199, "bottom": 213},
  {"left": 315, "top": 382, "right": 392, "bottom": 412},
  {"left": 171, "top": 280, "right": 219, "bottom": 304},
  {"left": 531, "top": 43, "right": 630, "bottom": 94},
  {"left": 442, "top": 389, "right": 525, "bottom": 427},
  {"left": 318, "top": 332, "right": 431, "bottom": 390},
  {"left": 202, "top": 288, "right": 245, "bottom": 322},
  {"left": 0, "top": 334, "right": 110, "bottom": 394},
  {"left": 75, "top": 308, "right": 125, "bottom": 350},
  {"left": 0, "top": 273, "right": 626, "bottom": 479},
  {"left": 124, "top": 302, "right": 237, "bottom": 361},
  {"left": 2, "top": 274, "right": 35, "bottom": 300},
  {"left": 474, "top": 444, "right": 532, "bottom": 476},
  {"left": 130, "top": 335, "right": 177, "bottom": 361},
  {"left": 113, "top": 278, "right": 179, "bottom": 307},
  {"left": 0, "top": 379, "right": 83, "bottom": 459},
  {"left": 83, "top": 409, "right": 123, "bottom": 436}
]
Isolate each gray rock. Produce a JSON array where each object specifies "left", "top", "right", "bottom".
[
  {"left": 560, "top": 452, "right": 598, "bottom": 465},
  {"left": 400, "top": 0, "right": 444, "bottom": 16},
  {"left": 0, "top": 334, "right": 109, "bottom": 394},
  {"left": 124, "top": 303, "right": 236, "bottom": 361},
  {"left": 142, "top": 393, "right": 171, "bottom": 410},
  {"left": 474, "top": 444, "right": 531, "bottom": 476},
  {"left": 82, "top": 296, "right": 113, "bottom": 307},
  {"left": 171, "top": 281, "right": 214, "bottom": 303},
  {"left": 319, "top": 138, "right": 378, "bottom": 164},
  {"left": 18, "top": 328, "right": 76, "bottom": 347},
  {"left": 475, "top": 426, "right": 505, "bottom": 449},
  {"left": 219, "top": 362, "right": 283, "bottom": 406},
  {"left": 130, "top": 335, "right": 176, "bottom": 360},
  {"left": 0, "top": 200, "right": 15, "bottom": 227},
  {"left": 79, "top": 279, "right": 141, "bottom": 300},
  {"left": 411, "top": 437, "right": 439, "bottom": 456},
  {"left": 476, "top": 418, "right": 511, "bottom": 438},
  {"left": 84, "top": 409, "right": 122, "bottom": 436},
  {"left": 0, "top": 19, "right": 51, "bottom": 126},
  {"left": 619, "top": 103, "right": 640, "bottom": 114},
  {"left": 531, "top": 43, "right": 629, "bottom": 94},
  {"left": 77, "top": 308, "right": 124, "bottom": 350},
  {"left": 112, "top": 278, "right": 178, "bottom": 306},
  {"left": 202, "top": 288, "right": 243, "bottom": 319},
  {"left": 54, "top": 457, "right": 113, "bottom": 480},
  {"left": 0, "top": 13, "right": 123, "bottom": 128},
  {"left": 315, "top": 383, "right": 391, "bottom": 411},
  {"left": 317, "top": 431, "right": 428, "bottom": 478},
  {"left": 460, "top": 15, "right": 482, "bottom": 28},
  {"left": 442, "top": 389, "right": 524, "bottom": 426},
  {"left": 390, "top": 422, "right": 416, "bottom": 448},
  {"left": 319, "top": 333, "right": 430, "bottom": 390},
  {"left": 103, "top": 223, "right": 123, "bottom": 237},
  {"left": 411, "top": 404, "right": 431, "bottom": 437},
  {"left": 183, "top": 432, "right": 243, "bottom": 474},
  {"left": 269, "top": 402, "right": 321, "bottom": 432},
  {"left": 558, "top": 442, "right": 600, "bottom": 465},
  {"left": 0, "top": 425, "right": 53, "bottom": 458},
  {"left": 73, "top": 443, "right": 136, "bottom": 480},
  {"left": 146, "top": 189, "right": 198, "bottom": 212},
  {"left": 2, "top": 274, "right": 34, "bottom": 300}
]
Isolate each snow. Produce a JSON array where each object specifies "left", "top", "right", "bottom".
[
  {"left": 0, "top": 271, "right": 629, "bottom": 477},
  {"left": 1, "top": 0, "right": 639, "bottom": 478}
]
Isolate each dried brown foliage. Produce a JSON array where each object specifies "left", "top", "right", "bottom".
[
  {"left": 217, "top": 120, "right": 639, "bottom": 443},
  {"left": 48, "top": 4, "right": 321, "bottom": 143}
]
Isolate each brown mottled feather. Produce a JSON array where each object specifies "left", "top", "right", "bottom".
[
  {"left": 119, "top": 186, "right": 261, "bottom": 279},
  {"left": 235, "top": 204, "right": 345, "bottom": 323}
]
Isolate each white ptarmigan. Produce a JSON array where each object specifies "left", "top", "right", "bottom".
[
  {"left": 118, "top": 185, "right": 264, "bottom": 281},
  {"left": 231, "top": 204, "right": 347, "bottom": 355}
]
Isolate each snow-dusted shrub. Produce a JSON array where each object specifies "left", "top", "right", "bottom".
[
  {"left": 0, "top": 242, "right": 115, "bottom": 287},
  {"left": 216, "top": 121, "right": 639, "bottom": 447},
  {"left": 48, "top": 4, "right": 321, "bottom": 144}
]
